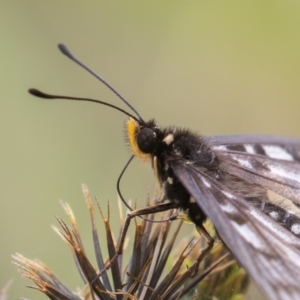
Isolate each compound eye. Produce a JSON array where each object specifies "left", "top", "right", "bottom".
[{"left": 137, "top": 128, "right": 156, "bottom": 153}]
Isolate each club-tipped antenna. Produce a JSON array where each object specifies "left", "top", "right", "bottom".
[
  {"left": 28, "top": 88, "right": 140, "bottom": 122},
  {"left": 58, "top": 44, "right": 144, "bottom": 123}
]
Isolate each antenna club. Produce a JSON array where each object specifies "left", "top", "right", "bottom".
[
  {"left": 28, "top": 89, "right": 53, "bottom": 99},
  {"left": 58, "top": 44, "right": 73, "bottom": 59}
]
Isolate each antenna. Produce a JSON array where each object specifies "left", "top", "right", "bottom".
[
  {"left": 58, "top": 44, "right": 145, "bottom": 123},
  {"left": 28, "top": 88, "right": 140, "bottom": 122}
]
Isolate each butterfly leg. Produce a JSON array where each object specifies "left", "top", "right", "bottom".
[
  {"left": 190, "top": 224, "right": 214, "bottom": 276},
  {"left": 97, "top": 202, "right": 178, "bottom": 278}
]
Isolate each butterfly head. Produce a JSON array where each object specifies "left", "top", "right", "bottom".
[{"left": 126, "top": 117, "right": 161, "bottom": 162}]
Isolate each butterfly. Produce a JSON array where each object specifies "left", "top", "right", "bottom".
[{"left": 29, "top": 44, "right": 300, "bottom": 300}]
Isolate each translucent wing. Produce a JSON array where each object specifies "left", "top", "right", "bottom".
[
  {"left": 209, "top": 135, "right": 300, "bottom": 203},
  {"left": 172, "top": 160, "right": 300, "bottom": 300}
]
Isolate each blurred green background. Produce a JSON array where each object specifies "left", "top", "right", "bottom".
[{"left": 1, "top": 1, "right": 300, "bottom": 299}]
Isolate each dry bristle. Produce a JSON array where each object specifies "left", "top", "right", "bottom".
[{"left": 13, "top": 185, "right": 248, "bottom": 299}]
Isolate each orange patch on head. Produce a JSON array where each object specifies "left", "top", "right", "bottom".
[{"left": 127, "top": 118, "right": 151, "bottom": 162}]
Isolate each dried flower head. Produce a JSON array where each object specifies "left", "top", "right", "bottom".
[{"left": 13, "top": 184, "right": 248, "bottom": 299}]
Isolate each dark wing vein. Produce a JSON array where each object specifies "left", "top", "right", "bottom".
[
  {"left": 171, "top": 161, "right": 300, "bottom": 300},
  {"left": 208, "top": 135, "right": 300, "bottom": 203},
  {"left": 217, "top": 152, "right": 300, "bottom": 203}
]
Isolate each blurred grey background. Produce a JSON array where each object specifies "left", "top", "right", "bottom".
[{"left": 1, "top": 1, "right": 300, "bottom": 299}]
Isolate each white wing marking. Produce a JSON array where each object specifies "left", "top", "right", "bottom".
[
  {"left": 268, "top": 164, "right": 300, "bottom": 183},
  {"left": 231, "top": 157, "right": 253, "bottom": 169},
  {"left": 263, "top": 145, "right": 294, "bottom": 161},
  {"left": 245, "top": 144, "right": 255, "bottom": 154}
]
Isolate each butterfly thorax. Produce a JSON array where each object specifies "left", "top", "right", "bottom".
[{"left": 127, "top": 117, "right": 222, "bottom": 225}]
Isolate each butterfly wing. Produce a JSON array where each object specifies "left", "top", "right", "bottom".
[
  {"left": 209, "top": 135, "right": 300, "bottom": 150},
  {"left": 171, "top": 159, "right": 300, "bottom": 300},
  {"left": 209, "top": 135, "right": 300, "bottom": 203}
]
